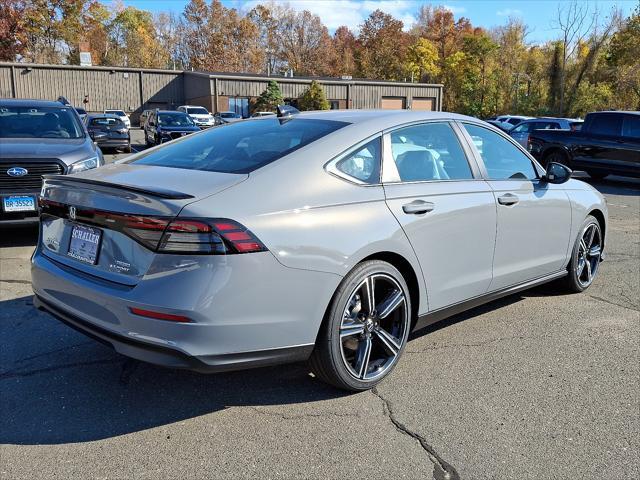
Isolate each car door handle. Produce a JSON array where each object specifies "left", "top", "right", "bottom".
[
  {"left": 497, "top": 193, "right": 519, "bottom": 206},
  {"left": 402, "top": 200, "right": 435, "bottom": 215}
]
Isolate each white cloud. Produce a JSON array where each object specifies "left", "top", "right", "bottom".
[
  {"left": 442, "top": 4, "right": 467, "bottom": 14},
  {"left": 497, "top": 8, "right": 523, "bottom": 17},
  {"left": 241, "top": 0, "right": 417, "bottom": 32}
]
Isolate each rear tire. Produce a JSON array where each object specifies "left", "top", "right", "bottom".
[
  {"left": 560, "top": 215, "right": 603, "bottom": 293},
  {"left": 125, "top": 144, "right": 132, "bottom": 153},
  {"left": 309, "top": 260, "right": 412, "bottom": 391}
]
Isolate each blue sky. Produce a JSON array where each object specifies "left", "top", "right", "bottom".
[{"left": 125, "top": 0, "right": 637, "bottom": 43}]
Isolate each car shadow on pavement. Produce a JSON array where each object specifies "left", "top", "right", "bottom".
[
  {"left": 573, "top": 174, "right": 640, "bottom": 197},
  {"left": 0, "top": 295, "right": 349, "bottom": 446},
  {"left": 0, "top": 224, "right": 38, "bottom": 248}
]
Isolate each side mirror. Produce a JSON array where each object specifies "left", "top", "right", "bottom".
[{"left": 542, "top": 162, "right": 572, "bottom": 184}]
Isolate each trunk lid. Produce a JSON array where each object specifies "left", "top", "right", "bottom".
[{"left": 39, "top": 163, "right": 247, "bottom": 285}]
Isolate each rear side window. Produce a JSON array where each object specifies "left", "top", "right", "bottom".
[
  {"left": 334, "top": 137, "right": 381, "bottom": 184},
  {"left": 390, "top": 122, "right": 473, "bottom": 181},
  {"left": 622, "top": 115, "right": 640, "bottom": 139},
  {"left": 463, "top": 124, "right": 537, "bottom": 180},
  {"left": 589, "top": 114, "right": 623, "bottom": 136},
  {"left": 130, "top": 118, "right": 349, "bottom": 173}
]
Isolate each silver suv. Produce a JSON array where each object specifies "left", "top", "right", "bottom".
[{"left": 0, "top": 98, "right": 104, "bottom": 224}]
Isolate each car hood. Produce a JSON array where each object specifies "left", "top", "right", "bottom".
[{"left": 0, "top": 138, "right": 95, "bottom": 165}]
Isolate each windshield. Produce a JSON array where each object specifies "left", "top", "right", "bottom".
[
  {"left": 0, "top": 105, "right": 85, "bottom": 139},
  {"left": 187, "top": 107, "right": 209, "bottom": 115},
  {"left": 158, "top": 113, "right": 195, "bottom": 127},
  {"left": 129, "top": 118, "right": 348, "bottom": 174},
  {"left": 106, "top": 110, "right": 126, "bottom": 116},
  {"left": 220, "top": 112, "right": 240, "bottom": 118}
]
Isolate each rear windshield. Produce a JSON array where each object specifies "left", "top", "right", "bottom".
[
  {"left": 90, "top": 117, "right": 125, "bottom": 128},
  {"left": 0, "top": 105, "right": 84, "bottom": 139},
  {"left": 158, "top": 112, "right": 195, "bottom": 126},
  {"left": 187, "top": 107, "right": 209, "bottom": 115},
  {"left": 75, "top": 108, "right": 87, "bottom": 115},
  {"left": 106, "top": 110, "right": 126, "bottom": 116},
  {"left": 220, "top": 112, "right": 240, "bottom": 118},
  {"left": 129, "top": 118, "right": 349, "bottom": 173}
]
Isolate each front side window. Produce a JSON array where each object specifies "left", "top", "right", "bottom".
[
  {"left": 130, "top": 118, "right": 348, "bottom": 174},
  {"left": 390, "top": 122, "right": 473, "bottom": 181},
  {"left": 589, "top": 114, "right": 623, "bottom": 136},
  {"left": 334, "top": 137, "right": 381, "bottom": 184},
  {"left": 622, "top": 115, "right": 640, "bottom": 139},
  {"left": 463, "top": 123, "right": 537, "bottom": 180},
  {"left": 0, "top": 105, "right": 84, "bottom": 139}
]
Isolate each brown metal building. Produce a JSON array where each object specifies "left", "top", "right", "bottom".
[{"left": 0, "top": 63, "right": 443, "bottom": 122}]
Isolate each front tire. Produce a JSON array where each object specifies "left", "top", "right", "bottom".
[
  {"left": 544, "top": 150, "right": 569, "bottom": 168},
  {"left": 561, "top": 215, "right": 603, "bottom": 293},
  {"left": 309, "top": 260, "right": 412, "bottom": 391}
]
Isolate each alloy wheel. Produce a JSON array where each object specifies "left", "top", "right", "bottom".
[
  {"left": 339, "top": 273, "right": 409, "bottom": 381},
  {"left": 576, "top": 222, "right": 602, "bottom": 288}
]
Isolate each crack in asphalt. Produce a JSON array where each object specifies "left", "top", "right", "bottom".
[
  {"left": 0, "top": 359, "right": 118, "bottom": 380},
  {"left": 371, "top": 387, "right": 460, "bottom": 480},
  {"left": 0, "top": 279, "right": 32, "bottom": 285},
  {"left": 246, "top": 406, "right": 361, "bottom": 420},
  {"left": 588, "top": 295, "right": 639, "bottom": 312}
]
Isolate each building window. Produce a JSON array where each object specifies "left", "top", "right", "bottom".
[{"left": 329, "top": 100, "right": 340, "bottom": 110}]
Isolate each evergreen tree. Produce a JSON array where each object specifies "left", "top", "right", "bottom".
[
  {"left": 298, "top": 80, "right": 330, "bottom": 111},
  {"left": 253, "top": 80, "right": 284, "bottom": 112}
]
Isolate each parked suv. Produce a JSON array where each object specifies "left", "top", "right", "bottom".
[
  {"left": 144, "top": 110, "right": 200, "bottom": 146},
  {"left": 510, "top": 118, "right": 583, "bottom": 147},
  {"left": 177, "top": 105, "right": 215, "bottom": 128},
  {"left": 0, "top": 98, "right": 104, "bottom": 224},
  {"left": 85, "top": 114, "right": 131, "bottom": 153}
]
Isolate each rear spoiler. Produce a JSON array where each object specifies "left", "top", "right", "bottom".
[{"left": 42, "top": 175, "right": 195, "bottom": 200}]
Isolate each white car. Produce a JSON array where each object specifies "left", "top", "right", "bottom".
[
  {"left": 251, "top": 111, "right": 276, "bottom": 117},
  {"left": 177, "top": 105, "right": 215, "bottom": 128},
  {"left": 495, "top": 115, "right": 534, "bottom": 128},
  {"left": 104, "top": 109, "right": 130, "bottom": 129}
]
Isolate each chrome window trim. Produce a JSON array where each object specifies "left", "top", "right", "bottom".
[{"left": 324, "top": 133, "right": 383, "bottom": 186}]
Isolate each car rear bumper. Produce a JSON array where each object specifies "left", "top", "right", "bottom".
[
  {"left": 96, "top": 139, "right": 129, "bottom": 148},
  {"left": 34, "top": 294, "right": 313, "bottom": 372},
  {"left": 31, "top": 246, "right": 341, "bottom": 372}
]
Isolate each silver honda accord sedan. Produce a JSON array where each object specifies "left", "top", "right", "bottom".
[{"left": 31, "top": 110, "right": 607, "bottom": 391}]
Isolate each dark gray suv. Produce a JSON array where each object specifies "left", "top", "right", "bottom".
[{"left": 0, "top": 98, "right": 104, "bottom": 224}]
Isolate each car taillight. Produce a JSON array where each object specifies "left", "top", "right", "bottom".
[{"left": 158, "top": 219, "right": 267, "bottom": 254}]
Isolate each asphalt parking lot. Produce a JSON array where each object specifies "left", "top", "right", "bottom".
[{"left": 1, "top": 130, "right": 638, "bottom": 479}]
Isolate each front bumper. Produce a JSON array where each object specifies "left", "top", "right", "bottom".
[{"left": 31, "top": 246, "right": 341, "bottom": 372}]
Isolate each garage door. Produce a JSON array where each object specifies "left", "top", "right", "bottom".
[
  {"left": 412, "top": 98, "right": 435, "bottom": 111},
  {"left": 381, "top": 97, "right": 406, "bottom": 109}
]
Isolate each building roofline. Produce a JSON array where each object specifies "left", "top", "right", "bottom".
[{"left": 0, "top": 62, "right": 443, "bottom": 88}]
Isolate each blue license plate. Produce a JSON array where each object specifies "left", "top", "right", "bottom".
[{"left": 3, "top": 195, "right": 36, "bottom": 212}]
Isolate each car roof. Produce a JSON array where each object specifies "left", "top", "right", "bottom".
[
  {"left": 592, "top": 111, "right": 640, "bottom": 116},
  {"left": 156, "top": 110, "right": 187, "bottom": 114},
  {"left": 290, "top": 110, "right": 476, "bottom": 130},
  {"left": 0, "top": 98, "right": 69, "bottom": 108}
]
